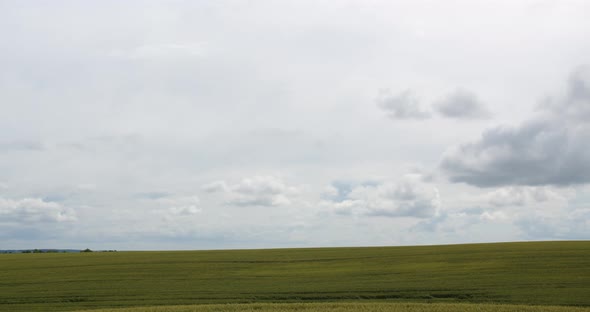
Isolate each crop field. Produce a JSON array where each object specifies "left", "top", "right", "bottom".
[
  {"left": 72, "top": 302, "right": 590, "bottom": 312},
  {"left": 0, "top": 241, "right": 589, "bottom": 312}
]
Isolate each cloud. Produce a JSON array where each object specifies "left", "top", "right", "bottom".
[
  {"left": 135, "top": 191, "right": 170, "bottom": 200},
  {"left": 378, "top": 88, "right": 491, "bottom": 121},
  {"left": 516, "top": 208, "right": 590, "bottom": 240},
  {"left": 156, "top": 196, "right": 201, "bottom": 216},
  {"left": 136, "top": 193, "right": 200, "bottom": 215},
  {"left": 541, "top": 66, "right": 590, "bottom": 119},
  {"left": 321, "top": 181, "right": 376, "bottom": 202},
  {"left": 441, "top": 66, "right": 590, "bottom": 187},
  {"left": 434, "top": 89, "right": 491, "bottom": 119},
  {"left": 204, "top": 176, "right": 299, "bottom": 207},
  {"left": 202, "top": 181, "right": 229, "bottom": 193},
  {"left": 107, "top": 42, "right": 208, "bottom": 60},
  {"left": 485, "top": 186, "right": 565, "bottom": 207},
  {"left": 0, "top": 197, "right": 76, "bottom": 223},
  {"left": 411, "top": 213, "right": 449, "bottom": 232},
  {"left": 0, "top": 140, "right": 46, "bottom": 152},
  {"left": 479, "top": 210, "right": 508, "bottom": 221},
  {"left": 376, "top": 89, "right": 431, "bottom": 120},
  {"left": 323, "top": 175, "right": 440, "bottom": 219}
]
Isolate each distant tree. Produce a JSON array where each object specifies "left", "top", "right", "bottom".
[{"left": 81, "top": 248, "right": 93, "bottom": 253}]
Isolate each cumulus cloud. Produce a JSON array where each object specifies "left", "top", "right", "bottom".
[
  {"left": 376, "top": 89, "right": 431, "bottom": 120},
  {"left": 0, "top": 197, "right": 76, "bottom": 223},
  {"left": 156, "top": 196, "right": 201, "bottom": 216},
  {"left": 321, "top": 185, "right": 340, "bottom": 200},
  {"left": 485, "top": 186, "right": 565, "bottom": 207},
  {"left": 479, "top": 210, "right": 508, "bottom": 221},
  {"left": 322, "top": 175, "right": 440, "bottom": 219},
  {"left": 202, "top": 181, "right": 229, "bottom": 193},
  {"left": 434, "top": 89, "right": 491, "bottom": 119},
  {"left": 203, "top": 176, "right": 299, "bottom": 207},
  {"left": 320, "top": 181, "right": 376, "bottom": 202},
  {"left": 441, "top": 66, "right": 590, "bottom": 187}
]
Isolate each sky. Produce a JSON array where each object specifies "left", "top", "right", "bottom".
[{"left": 1, "top": 0, "right": 589, "bottom": 250}]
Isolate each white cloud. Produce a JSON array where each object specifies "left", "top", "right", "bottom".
[
  {"left": 485, "top": 186, "right": 566, "bottom": 207},
  {"left": 480, "top": 210, "right": 508, "bottom": 221},
  {"left": 321, "top": 185, "right": 339, "bottom": 199},
  {"left": 0, "top": 197, "right": 76, "bottom": 223},
  {"left": 204, "top": 176, "right": 299, "bottom": 207},
  {"left": 202, "top": 181, "right": 229, "bottom": 193},
  {"left": 156, "top": 196, "right": 201, "bottom": 216},
  {"left": 323, "top": 175, "right": 440, "bottom": 219}
]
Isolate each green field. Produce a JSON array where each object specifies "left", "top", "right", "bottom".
[
  {"left": 72, "top": 302, "right": 590, "bottom": 312},
  {"left": 1, "top": 241, "right": 589, "bottom": 311}
]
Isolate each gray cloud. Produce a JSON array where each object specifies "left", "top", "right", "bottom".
[
  {"left": 135, "top": 192, "right": 171, "bottom": 200},
  {"left": 441, "top": 66, "right": 590, "bottom": 187},
  {"left": 0, "top": 140, "right": 46, "bottom": 152},
  {"left": 434, "top": 89, "right": 491, "bottom": 119},
  {"left": 377, "top": 90, "right": 431, "bottom": 120},
  {"left": 542, "top": 66, "right": 590, "bottom": 119}
]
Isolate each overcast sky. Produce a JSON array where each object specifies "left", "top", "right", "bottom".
[{"left": 1, "top": 0, "right": 589, "bottom": 250}]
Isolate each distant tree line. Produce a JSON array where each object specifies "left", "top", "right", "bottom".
[
  {"left": 1, "top": 249, "right": 118, "bottom": 254},
  {"left": 22, "top": 249, "right": 64, "bottom": 253},
  {"left": 79, "top": 249, "right": 118, "bottom": 253}
]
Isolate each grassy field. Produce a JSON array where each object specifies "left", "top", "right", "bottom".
[
  {"left": 0, "top": 241, "right": 589, "bottom": 311},
  {"left": 72, "top": 302, "right": 590, "bottom": 312}
]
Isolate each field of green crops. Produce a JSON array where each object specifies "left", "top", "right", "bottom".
[
  {"left": 73, "top": 302, "right": 590, "bottom": 312},
  {"left": 1, "top": 241, "right": 589, "bottom": 312}
]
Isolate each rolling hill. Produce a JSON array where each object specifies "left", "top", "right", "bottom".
[{"left": 0, "top": 241, "right": 588, "bottom": 311}]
